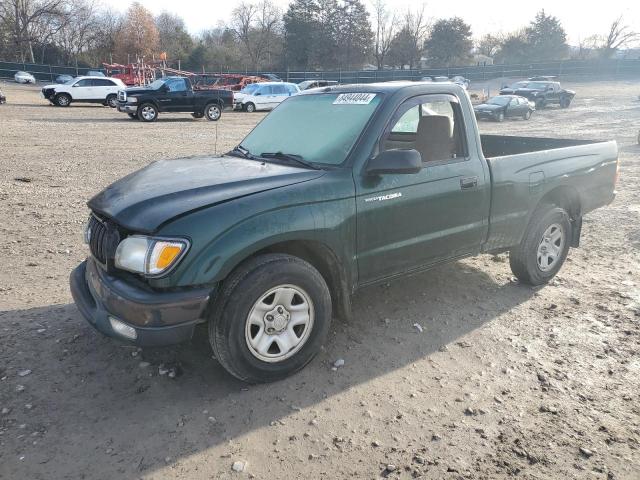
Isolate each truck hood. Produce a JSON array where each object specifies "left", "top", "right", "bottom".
[
  {"left": 124, "top": 86, "right": 155, "bottom": 95},
  {"left": 88, "top": 155, "right": 325, "bottom": 233}
]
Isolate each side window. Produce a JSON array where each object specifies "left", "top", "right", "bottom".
[
  {"left": 384, "top": 97, "right": 466, "bottom": 163},
  {"left": 166, "top": 78, "right": 187, "bottom": 92},
  {"left": 272, "top": 85, "right": 286, "bottom": 95},
  {"left": 259, "top": 86, "right": 272, "bottom": 95},
  {"left": 74, "top": 79, "right": 91, "bottom": 87},
  {"left": 286, "top": 84, "right": 298, "bottom": 94},
  {"left": 92, "top": 79, "right": 115, "bottom": 87}
]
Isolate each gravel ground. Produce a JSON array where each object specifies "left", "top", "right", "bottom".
[{"left": 0, "top": 79, "right": 639, "bottom": 480}]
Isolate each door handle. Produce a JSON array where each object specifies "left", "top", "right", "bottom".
[{"left": 460, "top": 176, "right": 478, "bottom": 190}]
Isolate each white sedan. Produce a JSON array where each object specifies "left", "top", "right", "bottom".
[
  {"left": 15, "top": 71, "right": 36, "bottom": 84},
  {"left": 41, "top": 76, "right": 126, "bottom": 107},
  {"left": 234, "top": 82, "right": 300, "bottom": 112}
]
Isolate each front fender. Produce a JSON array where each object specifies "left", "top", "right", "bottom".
[{"left": 150, "top": 170, "right": 357, "bottom": 290}]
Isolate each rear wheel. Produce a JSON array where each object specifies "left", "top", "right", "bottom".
[
  {"left": 106, "top": 94, "right": 117, "bottom": 108},
  {"left": 509, "top": 206, "right": 572, "bottom": 285},
  {"left": 496, "top": 111, "right": 505, "bottom": 122},
  {"left": 209, "top": 254, "right": 332, "bottom": 383},
  {"left": 137, "top": 103, "right": 158, "bottom": 122},
  {"left": 54, "top": 93, "right": 71, "bottom": 107},
  {"left": 204, "top": 103, "right": 222, "bottom": 121},
  {"left": 244, "top": 102, "right": 256, "bottom": 113}
]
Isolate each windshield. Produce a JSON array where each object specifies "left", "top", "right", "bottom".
[
  {"left": 298, "top": 81, "right": 313, "bottom": 90},
  {"left": 239, "top": 93, "right": 382, "bottom": 166},
  {"left": 487, "top": 96, "right": 510, "bottom": 106},
  {"left": 241, "top": 83, "right": 260, "bottom": 94},
  {"left": 148, "top": 79, "right": 169, "bottom": 90},
  {"left": 63, "top": 78, "right": 75, "bottom": 85}
]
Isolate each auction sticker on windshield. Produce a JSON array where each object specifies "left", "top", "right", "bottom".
[{"left": 333, "top": 93, "right": 377, "bottom": 105}]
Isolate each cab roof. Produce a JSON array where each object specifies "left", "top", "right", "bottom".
[{"left": 298, "top": 80, "right": 467, "bottom": 97}]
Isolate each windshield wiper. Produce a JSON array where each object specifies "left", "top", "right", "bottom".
[
  {"left": 229, "top": 145, "right": 260, "bottom": 160},
  {"left": 259, "top": 152, "right": 321, "bottom": 170}
]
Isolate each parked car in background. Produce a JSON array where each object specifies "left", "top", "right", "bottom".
[
  {"left": 0, "top": 88, "right": 6, "bottom": 104},
  {"left": 298, "top": 80, "right": 338, "bottom": 90},
  {"left": 55, "top": 74, "right": 75, "bottom": 84},
  {"left": 70, "top": 82, "right": 618, "bottom": 382},
  {"left": 86, "top": 70, "right": 105, "bottom": 77},
  {"left": 500, "top": 81, "right": 575, "bottom": 108},
  {"left": 474, "top": 95, "right": 535, "bottom": 122},
  {"left": 263, "top": 73, "right": 282, "bottom": 81},
  {"left": 41, "top": 76, "right": 126, "bottom": 107},
  {"left": 451, "top": 75, "right": 470, "bottom": 89},
  {"left": 233, "top": 81, "right": 300, "bottom": 112},
  {"left": 116, "top": 76, "right": 233, "bottom": 122},
  {"left": 15, "top": 71, "right": 36, "bottom": 84}
]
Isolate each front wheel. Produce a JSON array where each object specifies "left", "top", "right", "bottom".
[
  {"left": 244, "top": 102, "right": 256, "bottom": 113},
  {"left": 209, "top": 254, "right": 332, "bottom": 383},
  {"left": 509, "top": 206, "right": 572, "bottom": 285},
  {"left": 54, "top": 93, "right": 71, "bottom": 107},
  {"left": 560, "top": 97, "right": 571, "bottom": 108},
  {"left": 137, "top": 103, "right": 158, "bottom": 122},
  {"left": 204, "top": 103, "right": 222, "bottom": 121},
  {"left": 523, "top": 110, "right": 532, "bottom": 120},
  {"left": 496, "top": 111, "right": 505, "bottom": 122}
]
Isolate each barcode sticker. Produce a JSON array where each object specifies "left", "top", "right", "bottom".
[{"left": 333, "top": 93, "right": 376, "bottom": 105}]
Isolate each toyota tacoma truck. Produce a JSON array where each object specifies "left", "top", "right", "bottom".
[
  {"left": 71, "top": 82, "right": 618, "bottom": 383},
  {"left": 116, "top": 76, "right": 233, "bottom": 122}
]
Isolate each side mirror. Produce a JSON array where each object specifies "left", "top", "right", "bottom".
[{"left": 366, "top": 149, "right": 422, "bottom": 176}]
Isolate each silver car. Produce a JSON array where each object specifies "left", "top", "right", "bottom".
[{"left": 15, "top": 71, "right": 36, "bottom": 84}]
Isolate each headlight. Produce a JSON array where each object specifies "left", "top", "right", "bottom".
[
  {"left": 114, "top": 236, "right": 189, "bottom": 276},
  {"left": 128, "top": 97, "right": 137, "bottom": 103}
]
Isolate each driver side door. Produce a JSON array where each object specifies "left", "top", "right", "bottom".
[
  {"left": 355, "top": 94, "right": 490, "bottom": 284},
  {"left": 71, "top": 78, "right": 94, "bottom": 100}
]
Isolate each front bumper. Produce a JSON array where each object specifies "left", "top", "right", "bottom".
[
  {"left": 117, "top": 103, "right": 138, "bottom": 113},
  {"left": 70, "top": 258, "right": 212, "bottom": 346},
  {"left": 474, "top": 110, "right": 499, "bottom": 120}
]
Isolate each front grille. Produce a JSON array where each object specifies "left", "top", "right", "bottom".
[{"left": 88, "top": 214, "right": 120, "bottom": 266}]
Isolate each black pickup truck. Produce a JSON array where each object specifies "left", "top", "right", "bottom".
[
  {"left": 72, "top": 82, "right": 617, "bottom": 383},
  {"left": 500, "top": 80, "right": 575, "bottom": 109},
  {"left": 116, "top": 76, "right": 233, "bottom": 122}
]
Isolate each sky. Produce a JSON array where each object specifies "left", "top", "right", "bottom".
[{"left": 104, "top": 0, "right": 640, "bottom": 46}]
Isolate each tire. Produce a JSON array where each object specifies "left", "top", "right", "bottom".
[
  {"left": 523, "top": 110, "right": 532, "bottom": 120},
  {"left": 191, "top": 112, "right": 204, "bottom": 119},
  {"left": 209, "top": 254, "right": 332, "bottom": 383},
  {"left": 54, "top": 93, "right": 71, "bottom": 107},
  {"left": 244, "top": 102, "right": 256, "bottom": 113},
  {"left": 204, "top": 102, "right": 222, "bottom": 121},
  {"left": 509, "top": 206, "right": 572, "bottom": 286},
  {"left": 496, "top": 111, "right": 505, "bottom": 122},
  {"left": 106, "top": 94, "right": 117, "bottom": 108},
  {"left": 127, "top": 113, "right": 137, "bottom": 120},
  {"left": 560, "top": 97, "right": 571, "bottom": 108},
  {"left": 137, "top": 103, "right": 158, "bottom": 122},
  {"left": 535, "top": 98, "right": 546, "bottom": 109}
]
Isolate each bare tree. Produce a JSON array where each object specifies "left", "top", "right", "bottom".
[
  {"left": 54, "top": 0, "right": 100, "bottom": 63},
  {"left": 475, "top": 33, "right": 504, "bottom": 58},
  {"left": 0, "top": 0, "right": 68, "bottom": 62},
  {"left": 231, "top": 0, "right": 282, "bottom": 70},
  {"left": 599, "top": 15, "right": 639, "bottom": 58},
  {"left": 371, "top": 0, "right": 395, "bottom": 69}
]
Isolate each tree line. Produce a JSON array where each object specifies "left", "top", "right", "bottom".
[{"left": 0, "top": 0, "right": 637, "bottom": 71}]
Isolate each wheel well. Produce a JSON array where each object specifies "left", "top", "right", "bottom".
[
  {"left": 538, "top": 186, "right": 581, "bottom": 220},
  {"left": 250, "top": 241, "right": 352, "bottom": 321}
]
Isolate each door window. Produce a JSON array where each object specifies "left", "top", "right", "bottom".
[
  {"left": 165, "top": 78, "right": 187, "bottom": 92},
  {"left": 74, "top": 79, "right": 92, "bottom": 87},
  {"left": 258, "top": 86, "right": 273, "bottom": 95},
  {"left": 384, "top": 97, "right": 466, "bottom": 163},
  {"left": 272, "top": 85, "right": 287, "bottom": 95},
  {"left": 92, "top": 79, "right": 116, "bottom": 87}
]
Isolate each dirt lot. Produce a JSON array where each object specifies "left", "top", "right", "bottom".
[{"left": 1, "top": 79, "right": 639, "bottom": 480}]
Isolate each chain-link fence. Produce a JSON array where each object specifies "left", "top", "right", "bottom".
[{"left": 2, "top": 59, "right": 639, "bottom": 84}]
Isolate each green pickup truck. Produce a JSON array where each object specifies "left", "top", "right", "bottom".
[{"left": 70, "top": 82, "right": 618, "bottom": 382}]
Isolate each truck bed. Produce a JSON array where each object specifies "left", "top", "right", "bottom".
[
  {"left": 480, "top": 134, "right": 599, "bottom": 158},
  {"left": 480, "top": 134, "right": 618, "bottom": 252}
]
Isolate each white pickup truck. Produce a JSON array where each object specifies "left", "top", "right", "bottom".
[{"left": 41, "top": 76, "right": 126, "bottom": 107}]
